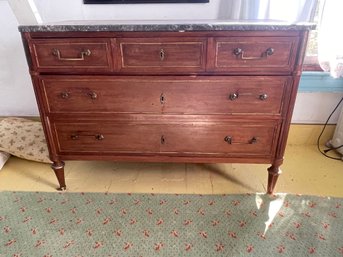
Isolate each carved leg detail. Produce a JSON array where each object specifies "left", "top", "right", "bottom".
[
  {"left": 267, "top": 164, "right": 282, "bottom": 194},
  {"left": 51, "top": 161, "right": 66, "bottom": 191}
]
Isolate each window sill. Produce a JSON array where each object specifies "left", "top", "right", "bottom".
[
  {"left": 299, "top": 71, "right": 343, "bottom": 93},
  {"left": 303, "top": 56, "right": 323, "bottom": 71}
]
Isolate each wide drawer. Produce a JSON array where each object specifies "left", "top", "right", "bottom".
[
  {"left": 52, "top": 121, "right": 278, "bottom": 157},
  {"left": 117, "top": 37, "right": 207, "bottom": 73},
  {"left": 213, "top": 36, "right": 299, "bottom": 73},
  {"left": 30, "top": 38, "right": 113, "bottom": 72},
  {"left": 41, "top": 76, "right": 289, "bottom": 115}
]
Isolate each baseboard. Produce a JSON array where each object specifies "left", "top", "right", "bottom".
[{"left": 0, "top": 116, "right": 41, "bottom": 121}]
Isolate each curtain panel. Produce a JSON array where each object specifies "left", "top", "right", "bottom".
[
  {"left": 318, "top": 0, "right": 343, "bottom": 78},
  {"left": 218, "top": 0, "right": 317, "bottom": 22}
]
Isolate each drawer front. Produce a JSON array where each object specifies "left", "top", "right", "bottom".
[
  {"left": 213, "top": 37, "right": 299, "bottom": 73},
  {"left": 41, "top": 76, "right": 288, "bottom": 115},
  {"left": 159, "top": 76, "right": 288, "bottom": 115},
  {"left": 161, "top": 122, "right": 277, "bottom": 156},
  {"left": 31, "top": 39, "right": 113, "bottom": 72},
  {"left": 53, "top": 122, "right": 161, "bottom": 153},
  {"left": 161, "top": 123, "right": 278, "bottom": 156},
  {"left": 41, "top": 77, "right": 162, "bottom": 114},
  {"left": 52, "top": 121, "right": 277, "bottom": 157},
  {"left": 118, "top": 38, "right": 206, "bottom": 73}
]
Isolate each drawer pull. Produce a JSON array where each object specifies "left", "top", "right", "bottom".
[
  {"left": 229, "top": 93, "right": 239, "bottom": 101},
  {"left": 259, "top": 93, "right": 268, "bottom": 101},
  {"left": 87, "top": 91, "right": 98, "bottom": 99},
  {"left": 224, "top": 136, "right": 258, "bottom": 145},
  {"left": 52, "top": 48, "right": 91, "bottom": 61},
  {"left": 70, "top": 134, "right": 79, "bottom": 140},
  {"left": 160, "top": 49, "right": 165, "bottom": 61},
  {"left": 70, "top": 134, "right": 104, "bottom": 140},
  {"left": 250, "top": 137, "right": 258, "bottom": 144},
  {"left": 60, "top": 92, "right": 70, "bottom": 99},
  {"left": 95, "top": 134, "right": 104, "bottom": 140},
  {"left": 233, "top": 47, "right": 274, "bottom": 60},
  {"left": 224, "top": 136, "right": 232, "bottom": 144}
]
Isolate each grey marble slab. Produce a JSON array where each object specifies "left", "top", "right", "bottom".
[{"left": 18, "top": 20, "right": 316, "bottom": 32}]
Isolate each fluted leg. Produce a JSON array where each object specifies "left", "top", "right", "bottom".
[
  {"left": 51, "top": 161, "right": 66, "bottom": 191},
  {"left": 267, "top": 161, "right": 282, "bottom": 194}
]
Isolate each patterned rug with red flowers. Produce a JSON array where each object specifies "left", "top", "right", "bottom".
[{"left": 0, "top": 191, "right": 342, "bottom": 257}]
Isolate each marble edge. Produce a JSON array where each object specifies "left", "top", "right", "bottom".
[{"left": 18, "top": 23, "right": 316, "bottom": 32}]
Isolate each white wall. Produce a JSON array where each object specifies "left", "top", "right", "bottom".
[
  {"left": 0, "top": 0, "right": 38, "bottom": 116},
  {"left": 33, "top": 0, "right": 220, "bottom": 22},
  {"left": 293, "top": 93, "right": 343, "bottom": 124},
  {"left": 0, "top": 0, "right": 342, "bottom": 123},
  {"left": 31, "top": 0, "right": 317, "bottom": 23}
]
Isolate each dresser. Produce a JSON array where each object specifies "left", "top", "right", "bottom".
[{"left": 19, "top": 21, "right": 314, "bottom": 193}]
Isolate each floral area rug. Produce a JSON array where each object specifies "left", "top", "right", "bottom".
[{"left": 0, "top": 191, "right": 342, "bottom": 257}]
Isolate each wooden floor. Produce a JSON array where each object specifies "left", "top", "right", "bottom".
[{"left": 0, "top": 125, "right": 342, "bottom": 197}]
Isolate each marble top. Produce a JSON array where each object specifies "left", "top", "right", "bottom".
[{"left": 18, "top": 20, "right": 316, "bottom": 32}]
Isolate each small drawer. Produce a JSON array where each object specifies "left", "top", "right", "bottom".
[
  {"left": 31, "top": 38, "right": 113, "bottom": 72},
  {"left": 41, "top": 76, "right": 288, "bottom": 115},
  {"left": 53, "top": 122, "right": 161, "bottom": 154},
  {"left": 213, "top": 36, "right": 299, "bottom": 73},
  {"left": 161, "top": 122, "right": 278, "bottom": 156},
  {"left": 118, "top": 37, "right": 207, "bottom": 73}
]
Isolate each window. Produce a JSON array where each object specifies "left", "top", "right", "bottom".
[{"left": 303, "top": 0, "right": 322, "bottom": 71}]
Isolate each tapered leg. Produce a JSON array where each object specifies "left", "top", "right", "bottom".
[
  {"left": 267, "top": 162, "right": 282, "bottom": 194},
  {"left": 51, "top": 161, "right": 66, "bottom": 191}
]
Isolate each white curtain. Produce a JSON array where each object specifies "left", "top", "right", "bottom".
[
  {"left": 318, "top": 0, "right": 343, "bottom": 78},
  {"left": 218, "top": 0, "right": 318, "bottom": 22}
]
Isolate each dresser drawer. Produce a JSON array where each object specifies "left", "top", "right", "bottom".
[
  {"left": 52, "top": 121, "right": 278, "bottom": 157},
  {"left": 30, "top": 39, "right": 113, "bottom": 72},
  {"left": 53, "top": 122, "right": 161, "bottom": 154},
  {"left": 161, "top": 123, "right": 278, "bottom": 156},
  {"left": 41, "top": 76, "right": 289, "bottom": 115},
  {"left": 213, "top": 36, "right": 299, "bottom": 73},
  {"left": 118, "top": 37, "right": 207, "bottom": 73}
]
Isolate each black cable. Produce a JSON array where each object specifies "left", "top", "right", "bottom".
[
  {"left": 324, "top": 144, "right": 343, "bottom": 153},
  {"left": 317, "top": 97, "right": 343, "bottom": 160}
]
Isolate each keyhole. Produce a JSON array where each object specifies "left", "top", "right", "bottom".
[
  {"left": 161, "top": 135, "right": 165, "bottom": 144},
  {"left": 160, "top": 93, "right": 166, "bottom": 104},
  {"left": 160, "top": 49, "right": 165, "bottom": 61}
]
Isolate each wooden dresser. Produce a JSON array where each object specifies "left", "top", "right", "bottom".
[{"left": 19, "top": 22, "right": 313, "bottom": 193}]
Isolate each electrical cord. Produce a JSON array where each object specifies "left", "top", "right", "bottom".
[
  {"left": 324, "top": 144, "right": 343, "bottom": 152},
  {"left": 317, "top": 97, "right": 343, "bottom": 160}
]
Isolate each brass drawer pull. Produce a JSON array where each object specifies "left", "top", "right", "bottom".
[
  {"left": 229, "top": 93, "right": 239, "bottom": 101},
  {"left": 160, "top": 49, "right": 165, "bottom": 61},
  {"left": 70, "top": 134, "right": 104, "bottom": 140},
  {"left": 233, "top": 47, "right": 274, "bottom": 60},
  {"left": 95, "top": 134, "right": 104, "bottom": 140},
  {"left": 224, "top": 136, "right": 232, "bottom": 144},
  {"left": 70, "top": 134, "right": 79, "bottom": 140},
  {"left": 87, "top": 91, "right": 98, "bottom": 99},
  {"left": 224, "top": 136, "right": 258, "bottom": 145},
  {"left": 250, "top": 137, "right": 258, "bottom": 144},
  {"left": 52, "top": 48, "right": 91, "bottom": 61},
  {"left": 60, "top": 92, "right": 70, "bottom": 99},
  {"left": 259, "top": 93, "right": 268, "bottom": 100}
]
